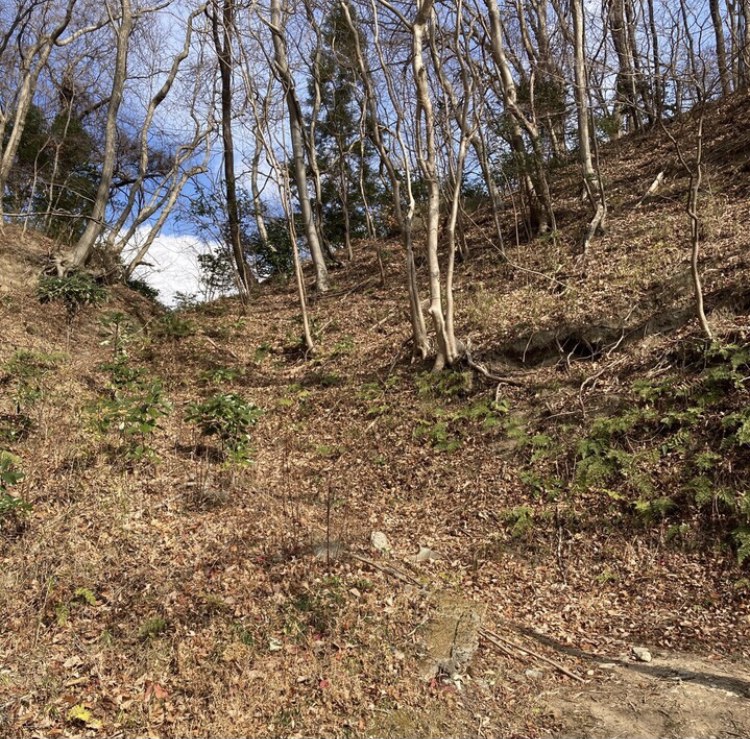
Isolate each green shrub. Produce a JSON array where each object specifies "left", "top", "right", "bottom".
[
  {"left": 91, "top": 359, "right": 171, "bottom": 461},
  {"left": 416, "top": 369, "right": 473, "bottom": 398},
  {"left": 126, "top": 277, "right": 160, "bottom": 301},
  {"left": 139, "top": 616, "right": 168, "bottom": 640},
  {"left": 3, "top": 349, "right": 64, "bottom": 410},
  {"left": 502, "top": 505, "right": 534, "bottom": 538},
  {"left": 37, "top": 272, "right": 107, "bottom": 317},
  {"left": 154, "top": 312, "right": 194, "bottom": 339},
  {"left": 200, "top": 366, "right": 244, "bottom": 385},
  {"left": 0, "top": 451, "right": 31, "bottom": 521},
  {"left": 98, "top": 311, "right": 140, "bottom": 360},
  {"left": 186, "top": 393, "right": 262, "bottom": 460}
]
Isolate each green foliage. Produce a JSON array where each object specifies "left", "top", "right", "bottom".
[
  {"left": 331, "top": 335, "right": 355, "bottom": 357},
  {"left": 197, "top": 249, "right": 237, "bottom": 299},
  {"left": 0, "top": 412, "right": 33, "bottom": 443},
  {"left": 253, "top": 343, "right": 271, "bottom": 365},
  {"left": 413, "top": 396, "right": 506, "bottom": 454},
  {"left": 0, "top": 451, "right": 30, "bottom": 521},
  {"left": 98, "top": 311, "right": 140, "bottom": 359},
  {"left": 37, "top": 273, "right": 107, "bottom": 318},
  {"left": 502, "top": 505, "right": 534, "bottom": 539},
  {"left": 126, "top": 277, "right": 160, "bottom": 302},
  {"left": 200, "top": 366, "right": 244, "bottom": 386},
  {"left": 154, "top": 312, "right": 194, "bottom": 340},
  {"left": 722, "top": 407, "right": 750, "bottom": 446},
  {"left": 4, "top": 104, "right": 98, "bottom": 241},
  {"left": 73, "top": 587, "right": 97, "bottom": 606},
  {"left": 733, "top": 527, "right": 750, "bottom": 565},
  {"left": 306, "top": 3, "right": 379, "bottom": 248},
  {"left": 186, "top": 393, "right": 262, "bottom": 461},
  {"left": 139, "top": 616, "right": 168, "bottom": 640},
  {"left": 416, "top": 369, "right": 473, "bottom": 398},
  {"left": 284, "top": 578, "right": 344, "bottom": 638},
  {"left": 631, "top": 377, "right": 672, "bottom": 402},
  {"left": 173, "top": 292, "right": 200, "bottom": 310},
  {"left": 245, "top": 216, "right": 295, "bottom": 280},
  {"left": 357, "top": 381, "right": 391, "bottom": 418},
  {"left": 414, "top": 420, "right": 461, "bottom": 453},
  {"left": 92, "top": 358, "right": 171, "bottom": 461},
  {"left": 595, "top": 112, "right": 623, "bottom": 141},
  {"left": 633, "top": 496, "right": 675, "bottom": 522},
  {"left": 188, "top": 184, "right": 294, "bottom": 283},
  {"left": 314, "top": 444, "right": 341, "bottom": 459},
  {"left": 530, "top": 433, "right": 557, "bottom": 462},
  {"left": 3, "top": 349, "right": 64, "bottom": 409},
  {"left": 519, "top": 470, "right": 564, "bottom": 501}
]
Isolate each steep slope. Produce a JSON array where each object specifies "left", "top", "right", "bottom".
[{"left": 1, "top": 94, "right": 750, "bottom": 738}]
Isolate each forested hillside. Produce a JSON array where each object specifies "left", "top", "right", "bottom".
[
  {"left": 2, "top": 0, "right": 750, "bottom": 736},
  {"left": 2, "top": 89, "right": 750, "bottom": 735}
]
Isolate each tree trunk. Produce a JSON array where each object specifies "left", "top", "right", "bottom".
[
  {"left": 484, "top": 0, "right": 556, "bottom": 234},
  {"left": 609, "top": 0, "right": 640, "bottom": 135},
  {"left": 413, "top": 0, "right": 459, "bottom": 370},
  {"left": 269, "top": 0, "right": 330, "bottom": 292},
  {"left": 339, "top": 0, "right": 428, "bottom": 356},
  {"left": 215, "top": 0, "right": 252, "bottom": 294},
  {"left": 68, "top": 0, "right": 134, "bottom": 268},
  {"left": 571, "top": 0, "right": 595, "bottom": 183},
  {"left": 0, "top": 0, "right": 77, "bottom": 216},
  {"left": 710, "top": 0, "right": 732, "bottom": 96},
  {"left": 742, "top": 0, "right": 750, "bottom": 88}
]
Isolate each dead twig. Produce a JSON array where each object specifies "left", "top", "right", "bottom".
[
  {"left": 480, "top": 627, "right": 586, "bottom": 683},
  {"left": 465, "top": 344, "right": 527, "bottom": 387},
  {"left": 350, "top": 554, "right": 423, "bottom": 588},
  {"left": 202, "top": 334, "right": 240, "bottom": 361}
]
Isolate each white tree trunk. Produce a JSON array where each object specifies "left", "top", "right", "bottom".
[{"left": 269, "top": 0, "right": 330, "bottom": 292}]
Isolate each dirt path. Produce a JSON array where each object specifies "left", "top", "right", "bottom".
[{"left": 544, "top": 653, "right": 750, "bottom": 738}]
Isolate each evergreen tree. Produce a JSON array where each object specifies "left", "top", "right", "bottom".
[
  {"left": 3, "top": 102, "right": 97, "bottom": 241},
  {"left": 308, "top": 3, "right": 377, "bottom": 250}
]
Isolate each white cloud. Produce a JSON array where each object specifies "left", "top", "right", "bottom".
[{"left": 124, "top": 231, "right": 213, "bottom": 306}]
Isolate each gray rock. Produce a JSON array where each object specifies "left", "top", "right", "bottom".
[
  {"left": 370, "top": 530, "right": 391, "bottom": 553},
  {"left": 525, "top": 669, "right": 545, "bottom": 679},
  {"left": 632, "top": 647, "right": 652, "bottom": 663},
  {"left": 412, "top": 546, "right": 441, "bottom": 563},
  {"left": 313, "top": 540, "right": 345, "bottom": 561}
]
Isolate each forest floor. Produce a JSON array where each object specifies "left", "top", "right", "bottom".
[{"left": 2, "top": 93, "right": 750, "bottom": 737}]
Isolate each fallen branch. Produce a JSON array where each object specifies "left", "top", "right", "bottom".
[
  {"left": 634, "top": 170, "right": 665, "bottom": 208},
  {"left": 370, "top": 311, "right": 396, "bottom": 332},
  {"left": 480, "top": 627, "right": 586, "bottom": 683},
  {"left": 350, "top": 554, "right": 423, "bottom": 588},
  {"left": 465, "top": 345, "right": 527, "bottom": 387},
  {"left": 202, "top": 334, "right": 240, "bottom": 361}
]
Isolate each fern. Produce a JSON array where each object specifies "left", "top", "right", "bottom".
[{"left": 733, "top": 526, "right": 750, "bottom": 565}]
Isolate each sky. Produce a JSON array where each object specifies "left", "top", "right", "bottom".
[{"left": 124, "top": 229, "right": 213, "bottom": 306}]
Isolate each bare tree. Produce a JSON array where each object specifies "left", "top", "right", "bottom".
[
  {"left": 412, "top": 0, "right": 460, "bottom": 370},
  {"left": 0, "top": 0, "right": 108, "bottom": 218},
  {"left": 341, "top": 0, "right": 428, "bottom": 357},
  {"left": 481, "top": 0, "right": 556, "bottom": 235},
  {"left": 267, "top": 0, "right": 330, "bottom": 292},
  {"left": 207, "top": 0, "right": 253, "bottom": 295},
  {"left": 710, "top": 0, "right": 731, "bottom": 96},
  {"left": 66, "top": 0, "right": 136, "bottom": 269}
]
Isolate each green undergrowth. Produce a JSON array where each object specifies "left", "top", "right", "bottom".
[{"left": 513, "top": 339, "right": 750, "bottom": 561}]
